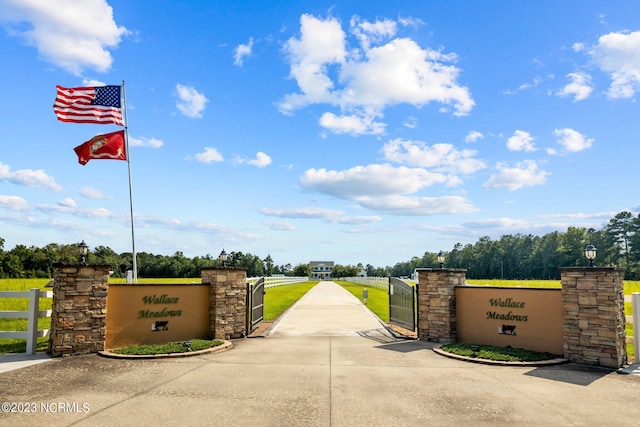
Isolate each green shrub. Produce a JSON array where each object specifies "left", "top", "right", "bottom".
[
  {"left": 441, "top": 343, "right": 561, "bottom": 362},
  {"left": 112, "top": 339, "right": 224, "bottom": 355}
]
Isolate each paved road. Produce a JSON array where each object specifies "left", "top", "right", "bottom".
[
  {"left": 1, "top": 281, "right": 640, "bottom": 426},
  {"left": 269, "top": 281, "right": 386, "bottom": 336}
]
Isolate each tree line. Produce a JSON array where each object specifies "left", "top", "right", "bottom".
[
  {"left": 0, "top": 238, "right": 306, "bottom": 279},
  {"left": 0, "top": 211, "right": 638, "bottom": 280},
  {"left": 386, "top": 211, "right": 640, "bottom": 280}
]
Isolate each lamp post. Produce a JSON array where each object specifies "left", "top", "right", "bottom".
[
  {"left": 584, "top": 244, "right": 597, "bottom": 267},
  {"left": 219, "top": 249, "right": 228, "bottom": 267},
  {"left": 78, "top": 240, "right": 89, "bottom": 264},
  {"left": 437, "top": 251, "right": 445, "bottom": 269}
]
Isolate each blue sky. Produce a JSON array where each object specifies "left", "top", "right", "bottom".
[{"left": 0, "top": 1, "right": 639, "bottom": 268}]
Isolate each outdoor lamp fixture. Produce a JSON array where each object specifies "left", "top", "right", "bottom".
[
  {"left": 437, "top": 251, "right": 445, "bottom": 268},
  {"left": 219, "top": 249, "right": 228, "bottom": 267},
  {"left": 470, "top": 344, "right": 480, "bottom": 358},
  {"left": 78, "top": 240, "right": 89, "bottom": 264},
  {"left": 585, "top": 244, "right": 597, "bottom": 267}
]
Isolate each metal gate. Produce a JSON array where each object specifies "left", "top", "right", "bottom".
[
  {"left": 247, "top": 277, "right": 265, "bottom": 334},
  {"left": 388, "top": 277, "right": 416, "bottom": 331}
]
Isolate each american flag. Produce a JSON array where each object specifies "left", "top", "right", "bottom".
[{"left": 53, "top": 85, "right": 123, "bottom": 126}]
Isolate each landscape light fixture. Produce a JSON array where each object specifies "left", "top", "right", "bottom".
[
  {"left": 584, "top": 244, "right": 597, "bottom": 267},
  {"left": 78, "top": 240, "right": 89, "bottom": 264},
  {"left": 437, "top": 251, "right": 445, "bottom": 269},
  {"left": 219, "top": 249, "right": 228, "bottom": 267},
  {"left": 470, "top": 345, "right": 480, "bottom": 358}
]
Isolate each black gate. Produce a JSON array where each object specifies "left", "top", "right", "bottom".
[
  {"left": 247, "top": 277, "right": 265, "bottom": 334},
  {"left": 388, "top": 277, "right": 416, "bottom": 331}
]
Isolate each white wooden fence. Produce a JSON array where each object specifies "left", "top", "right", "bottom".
[
  {"left": 0, "top": 288, "right": 52, "bottom": 355},
  {"left": 341, "top": 277, "right": 391, "bottom": 290},
  {"left": 632, "top": 293, "right": 639, "bottom": 363},
  {"left": 247, "top": 276, "right": 310, "bottom": 289}
]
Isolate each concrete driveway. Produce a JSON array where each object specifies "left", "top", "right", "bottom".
[{"left": 1, "top": 281, "right": 640, "bottom": 426}]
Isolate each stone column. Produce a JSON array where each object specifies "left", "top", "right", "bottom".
[
  {"left": 201, "top": 267, "right": 247, "bottom": 340},
  {"left": 48, "top": 263, "right": 110, "bottom": 357},
  {"left": 560, "top": 267, "right": 626, "bottom": 369},
  {"left": 416, "top": 268, "right": 467, "bottom": 344}
]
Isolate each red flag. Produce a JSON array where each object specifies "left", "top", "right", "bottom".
[
  {"left": 74, "top": 131, "right": 127, "bottom": 165},
  {"left": 54, "top": 85, "right": 123, "bottom": 125}
]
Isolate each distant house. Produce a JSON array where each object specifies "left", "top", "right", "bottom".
[{"left": 309, "top": 261, "right": 334, "bottom": 280}]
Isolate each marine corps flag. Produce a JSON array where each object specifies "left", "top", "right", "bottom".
[{"left": 74, "top": 130, "right": 126, "bottom": 165}]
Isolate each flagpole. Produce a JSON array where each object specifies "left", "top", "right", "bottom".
[{"left": 121, "top": 80, "right": 138, "bottom": 283}]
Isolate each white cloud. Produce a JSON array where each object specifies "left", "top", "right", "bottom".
[
  {"left": 483, "top": 160, "right": 549, "bottom": 191},
  {"left": 553, "top": 128, "right": 594, "bottom": 152},
  {"left": 318, "top": 112, "right": 385, "bottom": 135},
  {"left": 339, "top": 37, "right": 474, "bottom": 115},
  {"left": 350, "top": 16, "right": 397, "bottom": 50},
  {"left": 507, "top": 130, "right": 536, "bottom": 152},
  {"left": 0, "top": 0, "right": 129, "bottom": 75},
  {"left": 518, "top": 77, "right": 542, "bottom": 91},
  {"left": 263, "top": 220, "right": 296, "bottom": 231},
  {"left": 279, "top": 13, "right": 345, "bottom": 112},
  {"left": 278, "top": 14, "right": 474, "bottom": 136},
  {"left": 398, "top": 16, "right": 424, "bottom": 28},
  {"left": 463, "top": 217, "right": 537, "bottom": 231},
  {"left": 36, "top": 202, "right": 115, "bottom": 219},
  {"left": 299, "top": 162, "right": 477, "bottom": 215},
  {"left": 301, "top": 164, "right": 447, "bottom": 199},
  {"left": 465, "top": 130, "right": 484, "bottom": 143},
  {"left": 258, "top": 206, "right": 382, "bottom": 224},
  {"left": 259, "top": 207, "right": 345, "bottom": 219},
  {"left": 0, "top": 161, "right": 62, "bottom": 191},
  {"left": 194, "top": 147, "right": 223, "bottom": 163},
  {"left": 234, "top": 37, "right": 254, "bottom": 66},
  {"left": 382, "top": 138, "right": 486, "bottom": 176},
  {"left": 82, "top": 78, "right": 106, "bottom": 86},
  {"left": 175, "top": 84, "right": 208, "bottom": 118},
  {"left": 58, "top": 197, "right": 76, "bottom": 208},
  {"left": 403, "top": 116, "right": 418, "bottom": 129},
  {"left": 504, "top": 77, "right": 543, "bottom": 95},
  {"left": 0, "top": 195, "right": 29, "bottom": 211},
  {"left": 356, "top": 194, "right": 476, "bottom": 215},
  {"left": 79, "top": 186, "right": 108, "bottom": 199},
  {"left": 557, "top": 72, "right": 593, "bottom": 101},
  {"left": 588, "top": 30, "right": 640, "bottom": 98},
  {"left": 236, "top": 151, "right": 272, "bottom": 168},
  {"left": 129, "top": 136, "right": 164, "bottom": 148},
  {"left": 328, "top": 215, "right": 382, "bottom": 225}
]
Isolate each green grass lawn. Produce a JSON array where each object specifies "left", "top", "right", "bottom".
[
  {"left": 466, "top": 279, "right": 640, "bottom": 294},
  {"left": 466, "top": 279, "right": 561, "bottom": 288},
  {"left": 264, "top": 281, "right": 318, "bottom": 320},
  {"left": 108, "top": 277, "right": 202, "bottom": 284},
  {"left": 333, "top": 280, "right": 389, "bottom": 322}
]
